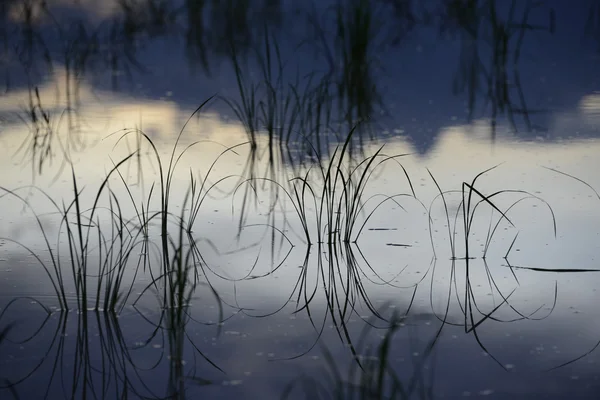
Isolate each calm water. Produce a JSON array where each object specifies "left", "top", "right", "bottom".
[{"left": 1, "top": 1, "right": 600, "bottom": 399}]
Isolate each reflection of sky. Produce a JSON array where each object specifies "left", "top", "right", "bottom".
[
  {"left": 2, "top": 2, "right": 600, "bottom": 398},
  {"left": 2, "top": 286, "right": 600, "bottom": 399},
  {"left": 2, "top": 0, "right": 600, "bottom": 155},
  {"left": 1, "top": 72, "right": 600, "bottom": 396},
  {"left": 1, "top": 68, "right": 599, "bottom": 267}
]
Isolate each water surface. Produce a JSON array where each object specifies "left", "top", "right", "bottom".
[{"left": 1, "top": 1, "right": 600, "bottom": 399}]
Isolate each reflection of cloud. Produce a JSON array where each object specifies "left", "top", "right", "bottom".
[
  {"left": 8, "top": 1, "right": 45, "bottom": 24},
  {"left": 0, "top": 67, "right": 94, "bottom": 113},
  {"left": 579, "top": 92, "right": 600, "bottom": 116},
  {"left": 0, "top": 66, "right": 247, "bottom": 142},
  {"left": 53, "top": 0, "right": 119, "bottom": 18},
  {"left": 538, "top": 92, "right": 600, "bottom": 139},
  {"left": 0, "top": 66, "right": 249, "bottom": 194},
  {"left": 7, "top": 0, "right": 119, "bottom": 24}
]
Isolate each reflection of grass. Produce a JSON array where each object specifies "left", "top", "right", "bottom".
[
  {"left": 332, "top": 0, "right": 383, "bottom": 137},
  {"left": 14, "top": 86, "right": 69, "bottom": 179},
  {"left": 304, "top": 0, "right": 391, "bottom": 146},
  {"left": 222, "top": 28, "right": 316, "bottom": 237},
  {"left": 427, "top": 164, "right": 555, "bottom": 261},
  {"left": 2, "top": 95, "right": 598, "bottom": 396},
  {"left": 425, "top": 165, "right": 560, "bottom": 367},
  {"left": 0, "top": 321, "right": 19, "bottom": 400},
  {"left": 538, "top": 166, "right": 600, "bottom": 370},
  {"left": 303, "top": 126, "right": 412, "bottom": 246},
  {"left": 0, "top": 153, "right": 139, "bottom": 312},
  {"left": 585, "top": 1, "right": 600, "bottom": 52},
  {"left": 219, "top": 0, "right": 406, "bottom": 244},
  {"left": 0, "top": 97, "right": 231, "bottom": 314},
  {"left": 438, "top": 0, "right": 555, "bottom": 138},
  {"left": 0, "top": 295, "right": 221, "bottom": 399},
  {"left": 222, "top": 24, "right": 338, "bottom": 167},
  {"left": 253, "top": 236, "right": 423, "bottom": 370},
  {"left": 1, "top": 100, "right": 231, "bottom": 396},
  {"left": 283, "top": 311, "right": 437, "bottom": 400},
  {"left": 235, "top": 124, "right": 414, "bottom": 246},
  {"left": 222, "top": 0, "right": 390, "bottom": 167}
]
